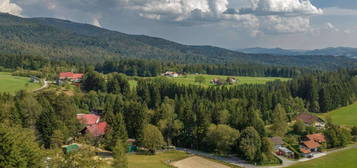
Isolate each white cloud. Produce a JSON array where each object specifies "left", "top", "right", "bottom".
[
  {"left": 240, "top": 0, "right": 323, "bottom": 16},
  {"left": 120, "top": 0, "right": 322, "bottom": 34},
  {"left": 261, "top": 16, "right": 311, "bottom": 33},
  {"left": 0, "top": 0, "right": 22, "bottom": 16},
  {"left": 12, "top": 0, "right": 322, "bottom": 34}
]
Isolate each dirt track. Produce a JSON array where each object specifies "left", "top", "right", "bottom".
[{"left": 172, "top": 156, "right": 230, "bottom": 168}]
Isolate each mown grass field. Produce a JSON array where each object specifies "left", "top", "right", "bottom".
[
  {"left": 0, "top": 72, "right": 40, "bottom": 94},
  {"left": 319, "top": 102, "right": 357, "bottom": 126},
  {"left": 129, "top": 74, "right": 290, "bottom": 88},
  {"left": 127, "top": 151, "right": 189, "bottom": 168},
  {"left": 169, "top": 74, "right": 290, "bottom": 87},
  {"left": 287, "top": 148, "right": 357, "bottom": 168}
]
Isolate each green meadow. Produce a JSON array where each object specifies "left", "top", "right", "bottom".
[
  {"left": 0, "top": 72, "right": 40, "bottom": 94},
  {"left": 287, "top": 148, "right": 357, "bottom": 168},
  {"left": 130, "top": 74, "right": 290, "bottom": 87},
  {"left": 127, "top": 151, "right": 189, "bottom": 168},
  {"left": 319, "top": 102, "right": 357, "bottom": 126},
  {"left": 169, "top": 74, "right": 290, "bottom": 86}
]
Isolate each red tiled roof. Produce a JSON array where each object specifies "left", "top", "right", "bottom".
[
  {"left": 300, "top": 148, "right": 311, "bottom": 154},
  {"left": 295, "top": 112, "right": 321, "bottom": 124},
  {"left": 59, "top": 72, "right": 84, "bottom": 80},
  {"left": 72, "top": 73, "right": 84, "bottom": 79},
  {"left": 303, "top": 140, "right": 321, "bottom": 149},
  {"left": 77, "top": 114, "right": 100, "bottom": 125},
  {"left": 306, "top": 133, "right": 326, "bottom": 143},
  {"left": 86, "top": 122, "right": 107, "bottom": 137}
]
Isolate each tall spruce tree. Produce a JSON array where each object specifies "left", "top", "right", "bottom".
[
  {"left": 112, "top": 140, "right": 128, "bottom": 168},
  {"left": 271, "top": 104, "right": 288, "bottom": 136}
]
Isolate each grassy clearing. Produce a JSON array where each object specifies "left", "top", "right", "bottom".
[
  {"left": 168, "top": 74, "right": 290, "bottom": 87},
  {"left": 319, "top": 102, "right": 357, "bottom": 126},
  {"left": 287, "top": 148, "right": 357, "bottom": 168},
  {"left": 129, "top": 74, "right": 290, "bottom": 88},
  {"left": 0, "top": 72, "right": 40, "bottom": 94},
  {"left": 127, "top": 151, "right": 189, "bottom": 168}
]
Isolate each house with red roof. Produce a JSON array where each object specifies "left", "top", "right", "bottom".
[
  {"left": 85, "top": 122, "right": 107, "bottom": 137},
  {"left": 77, "top": 114, "right": 100, "bottom": 125},
  {"left": 76, "top": 114, "right": 107, "bottom": 137},
  {"left": 59, "top": 72, "right": 84, "bottom": 83},
  {"left": 300, "top": 133, "right": 326, "bottom": 157}
]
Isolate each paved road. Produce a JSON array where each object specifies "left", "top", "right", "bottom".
[
  {"left": 177, "top": 144, "right": 357, "bottom": 168},
  {"left": 34, "top": 80, "right": 48, "bottom": 92}
]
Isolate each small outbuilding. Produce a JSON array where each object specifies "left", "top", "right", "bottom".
[
  {"left": 269, "top": 136, "right": 285, "bottom": 150},
  {"left": 277, "top": 147, "right": 295, "bottom": 158},
  {"left": 62, "top": 144, "right": 80, "bottom": 154}
]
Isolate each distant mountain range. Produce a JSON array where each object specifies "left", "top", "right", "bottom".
[
  {"left": 238, "top": 47, "right": 357, "bottom": 58},
  {"left": 0, "top": 13, "right": 357, "bottom": 70}
]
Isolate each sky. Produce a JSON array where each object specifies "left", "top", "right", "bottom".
[{"left": 1, "top": 0, "right": 357, "bottom": 50}]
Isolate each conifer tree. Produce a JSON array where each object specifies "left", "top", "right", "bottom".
[
  {"left": 271, "top": 104, "right": 288, "bottom": 136},
  {"left": 112, "top": 140, "right": 128, "bottom": 168}
]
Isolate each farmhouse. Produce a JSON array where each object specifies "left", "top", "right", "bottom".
[
  {"left": 211, "top": 78, "right": 224, "bottom": 85},
  {"left": 300, "top": 133, "right": 326, "bottom": 157},
  {"left": 59, "top": 72, "right": 84, "bottom": 83},
  {"left": 31, "top": 76, "right": 40, "bottom": 83},
  {"left": 226, "top": 77, "right": 237, "bottom": 84},
  {"left": 162, "top": 71, "right": 180, "bottom": 78},
  {"left": 76, "top": 114, "right": 107, "bottom": 137},
  {"left": 295, "top": 112, "right": 325, "bottom": 128},
  {"left": 269, "top": 136, "right": 295, "bottom": 158}
]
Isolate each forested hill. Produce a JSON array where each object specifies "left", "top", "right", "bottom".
[{"left": 0, "top": 13, "right": 357, "bottom": 69}]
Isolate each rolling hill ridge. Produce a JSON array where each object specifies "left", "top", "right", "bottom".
[{"left": 0, "top": 13, "right": 356, "bottom": 69}]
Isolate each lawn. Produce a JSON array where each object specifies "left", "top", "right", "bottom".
[
  {"left": 0, "top": 72, "right": 40, "bottom": 94},
  {"left": 287, "top": 148, "right": 357, "bottom": 168},
  {"left": 128, "top": 151, "right": 189, "bottom": 168},
  {"left": 319, "top": 102, "right": 357, "bottom": 126}
]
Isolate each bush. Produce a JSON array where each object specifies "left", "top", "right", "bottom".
[
  {"left": 286, "top": 144, "right": 301, "bottom": 160},
  {"left": 352, "top": 136, "right": 357, "bottom": 142},
  {"left": 140, "top": 124, "right": 164, "bottom": 154},
  {"left": 205, "top": 124, "right": 240, "bottom": 154}
]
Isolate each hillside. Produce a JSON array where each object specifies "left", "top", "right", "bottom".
[
  {"left": 1, "top": 13, "right": 357, "bottom": 69},
  {"left": 238, "top": 47, "right": 357, "bottom": 58}
]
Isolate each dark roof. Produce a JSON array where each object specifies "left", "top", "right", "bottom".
[
  {"left": 295, "top": 112, "right": 322, "bottom": 124},
  {"left": 269, "top": 136, "right": 284, "bottom": 146}
]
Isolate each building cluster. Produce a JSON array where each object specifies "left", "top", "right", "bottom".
[
  {"left": 211, "top": 77, "right": 238, "bottom": 85},
  {"left": 270, "top": 112, "right": 326, "bottom": 159},
  {"left": 300, "top": 133, "right": 326, "bottom": 157}
]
